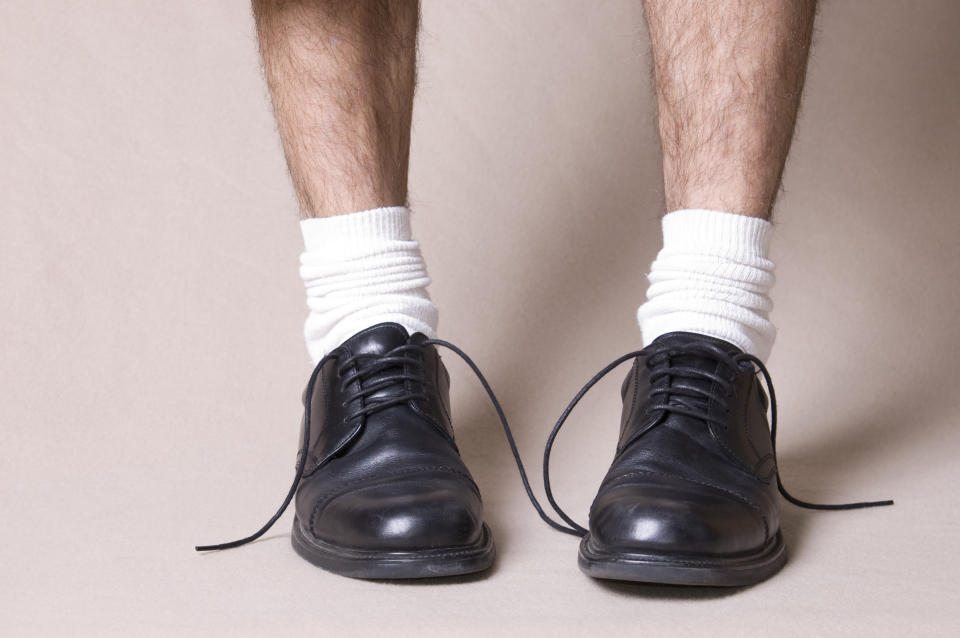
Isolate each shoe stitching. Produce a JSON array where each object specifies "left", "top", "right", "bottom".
[
  {"left": 741, "top": 378, "right": 777, "bottom": 482},
  {"left": 434, "top": 351, "right": 454, "bottom": 430},
  {"left": 648, "top": 418, "right": 764, "bottom": 486},
  {"left": 405, "top": 347, "right": 458, "bottom": 446},
  {"left": 705, "top": 368, "right": 760, "bottom": 478},
  {"left": 627, "top": 360, "right": 640, "bottom": 430}
]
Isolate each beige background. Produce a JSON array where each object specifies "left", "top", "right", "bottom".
[{"left": 2, "top": 1, "right": 959, "bottom": 636}]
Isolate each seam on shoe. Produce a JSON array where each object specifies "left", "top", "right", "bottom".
[
  {"left": 626, "top": 361, "right": 641, "bottom": 442},
  {"left": 598, "top": 469, "right": 770, "bottom": 540},
  {"left": 752, "top": 456, "right": 776, "bottom": 483},
  {"left": 706, "top": 368, "right": 758, "bottom": 478},
  {"left": 616, "top": 361, "right": 644, "bottom": 454},
  {"left": 406, "top": 348, "right": 457, "bottom": 447},
  {"left": 736, "top": 374, "right": 773, "bottom": 479},
  {"left": 656, "top": 420, "right": 762, "bottom": 486},
  {"left": 434, "top": 351, "right": 453, "bottom": 430},
  {"left": 742, "top": 377, "right": 777, "bottom": 482},
  {"left": 743, "top": 378, "right": 762, "bottom": 460},
  {"left": 304, "top": 365, "right": 329, "bottom": 475},
  {"left": 309, "top": 464, "right": 481, "bottom": 532}
]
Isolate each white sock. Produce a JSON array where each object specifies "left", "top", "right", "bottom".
[
  {"left": 299, "top": 206, "right": 438, "bottom": 363},
  {"left": 637, "top": 208, "right": 776, "bottom": 361}
]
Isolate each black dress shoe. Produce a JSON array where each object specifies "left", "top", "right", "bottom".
[
  {"left": 290, "top": 323, "right": 493, "bottom": 578},
  {"left": 579, "top": 332, "right": 787, "bottom": 586},
  {"left": 523, "top": 331, "right": 893, "bottom": 587},
  {"left": 197, "top": 322, "right": 497, "bottom": 580}
]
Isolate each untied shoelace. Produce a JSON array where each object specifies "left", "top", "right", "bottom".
[{"left": 196, "top": 338, "right": 892, "bottom": 551}]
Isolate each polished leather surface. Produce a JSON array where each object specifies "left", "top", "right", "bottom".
[
  {"left": 589, "top": 332, "right": 781, "bottom": 557},
  {"left": 294, "top": 323, "right": 485, "bottom": 551}
]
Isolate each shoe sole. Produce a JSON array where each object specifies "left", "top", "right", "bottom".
[
  {"left": 578, "top": 531, "right": 787, "bottom": 587},
  {"left": 291, "top": 516, "right": 496, "bottom": 580}
]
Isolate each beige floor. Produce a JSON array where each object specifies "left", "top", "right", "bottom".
[{"left": 2, "top": 1, "right": 959, "bottom": 636}]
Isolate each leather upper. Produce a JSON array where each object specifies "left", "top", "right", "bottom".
[
  {"left": 293, "top": 323, "right": 485, "bottom": 551},
  {"left": 588, "top": 332, "right": 781, "bottom": 557}
]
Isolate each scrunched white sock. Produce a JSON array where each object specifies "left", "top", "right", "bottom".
[
  {"left": 299, "top": 206, "right": 438, "bottom": 363},
  {"left": 638, "top": 208, "right": 777, "bottom": 361}
]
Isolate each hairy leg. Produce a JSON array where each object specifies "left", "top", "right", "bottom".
[
  {"left": 252, "top": 0, "right": 419, "bottom": 218},
  {"left": 642, "top": 0, "right": 818, "bottom": 219}
]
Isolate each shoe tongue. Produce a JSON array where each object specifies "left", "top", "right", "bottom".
[
  {"left": 341, "top": 323, "right": 412, "bottom": 357},
  {"left": 651, "top": 332, "right": 741, "bottom": 359}
]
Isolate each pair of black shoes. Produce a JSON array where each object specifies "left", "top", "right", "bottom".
[{"left": 198, "top": 323, "right": 891, "bottom": 586}]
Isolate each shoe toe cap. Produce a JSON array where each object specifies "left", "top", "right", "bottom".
[
  {"left": 589, "top": 478, "right": 769, "bottom": 556},
  {"left": 313, "top": 477, "right": 484, "bottom": 551}
]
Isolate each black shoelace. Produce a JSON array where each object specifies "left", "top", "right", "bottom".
[
  {"left": 196, "top": 339, "right": 516, "bottom": 551},
  {"left": 530, "top": 339, "right": 895, "bottom": 538},
  {"left": 197, "top": 338, "right": 893, "bottom": 551}
]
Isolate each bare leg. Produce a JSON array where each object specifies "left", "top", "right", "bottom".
[
  {"left": 642, "top": 0, "right": 818, "bottom": 219},
  {"left": 205, "top": 1, "right": 493, "bottom": 581},
  {"left": 252, "top": 0, "right": 419, "bottom": 218},
  {"left": 575, "top": 1, "right": 859, "bottom": 589}
]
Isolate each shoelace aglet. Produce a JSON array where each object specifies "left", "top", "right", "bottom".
[
  {"left": 784, "top": 497, "right": 894, "bottom": 510},
  {"left": 777, "top": 474, "right": 894, "bottom": 510}
]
